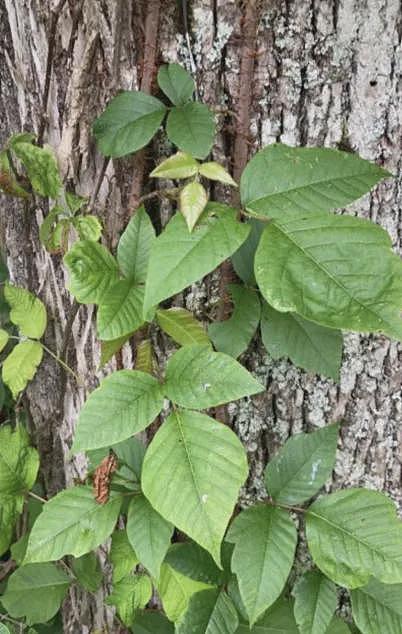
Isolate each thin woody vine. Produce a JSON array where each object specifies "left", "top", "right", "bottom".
[{"left": 0, "top": 63, "right": 401, "bottom": 634}]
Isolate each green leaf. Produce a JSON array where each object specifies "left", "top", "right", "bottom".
[
  {"left": 164, "top": 344, "right": 264, "bottom": 409},
  {"left": 241, "top": 143, "right": 390, "bottom": 219},
  {"left": 227, "top": 505, "right": 297, "bottom": 626},
  {"left": 157, "top": 63, "right": 195, "bottom": 105},
  {"left": 180, "top": 181, "right": 208, "bottom": 232},
  {"left": 143, "top": 203, "right": 250, "bottom": 317},
  {"left": 231, "top": 218, "right": 264, "bottom": 285},
  {"left": 0, "top": 150, "right": 30, "bottom": 198},
  {"left": 135, "top": 339, "right": 153, "bottom": 374},
  {"left": 157, "top": 562, "right": 212, "bottom": 622},
  {"left": 127, "top": 494, "right": 173, "bottom": 579},
  {"left": 326, "top": 618, "right": 351, "bottom": 634},
  {"left": 71, "top": 552, "right": 102, "bottom": 592},
  {"left": 199, "top": 162, "right": 237, "bottom": 187},
  {"left": 156, "top": 308, "right": 210, "bottom": 347},
  {"left": 255, "top": 214, "right": 402, "bottom": 341},
  {"left": 24, "top": 486, "right": 122, "bottom": 563},
  {"left": 106, "top": 574, "right": 152, "bottom": 626},
  {"left": 72, "top": 370, "right": 164, "bottom": 452},
  {"left": 236, "top": 598, "right": 298, "bottom": 633},
  {"left": 117, "top": 206, "right": 155, "bottom": 282},
  {"left": 264, "top": 424, "right": 339, "bottom": 505},
  {"left": 0, "top": 495, "right": 20, "bottom": 556},
  {"left": 293, "top": 570, "right": 337, "bottom": 634},
  {"left": 64, "top": 240, "right": 119, "bottom": 304},
  {"left": 2, "top": 341, "right": 43, "bottom": 398},
  {"left": 165, "top": 542, "right": 225, "bottom": 586},
  {"left": 88, "top": 435, "right": 146, "bottom": 485},
  {"left": 209, "top": 284, "right": 261, "bottom": 358},
  {"left": 176, "top": 589, "right": 239, "bottom": 634},
  {"left": 166, "top": 102, "right": 215, "bottom": 159},
  {"left": 100, "top": 333, "right": 132, "bottom": 367},
  {"left": 12, "top": 142, "right": 62, "bottom": 199},
  {"left": 92, "top": 91, "right": 166, "bottom": 158},
  {"left": 0, "top": 563, "right": 70, "bottom": 625},
  {"left": 5, "top": 284, "right": 47, "bottom": 338},
  {"left": 65, "top": 191, "right": 87, "bottom": 213},
  {"left": 132, "top": 611, "right": 174, "bottom": 634},
  {"left": 142, "top": 409, "right": 248, "bottom": 566},
  {"left": 73, "top": 215, "right": 102, "bottom": 242},
  {"left": 351, "top": 578, "right": 402, "bottom": 634},
  {"left": 0, "top": 424, "right": 39, "bottom": 495},
  {"left": 260, "top": 302, "right": 343, "bottom": 381},
  {"left": 306, "top": 488, "right": 402, "bottom": 588},
  {"left": 110, "top": 529, "right": 139, "bottom": 583},
  {"left": 0, "top": 624, "right": 11, "bottom": 634},
  {"left": 150, "top": 152, "right": 199, "bottom": 179},
  {"left": 97, "top": 280, "right": 145, "bottom": 340}
]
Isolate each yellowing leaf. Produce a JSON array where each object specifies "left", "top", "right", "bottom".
[
  {"left": 180, "top": 182, "right": 208, "bottom": 232},
  {"left": 0, "top": 329, "right": 9, "bottom": 352},
  {"left": 151, "top": 152, "right": 199, "bottom": 179},
  {"left": 199, "top": 162, "right": 237, "bottom": 186}
]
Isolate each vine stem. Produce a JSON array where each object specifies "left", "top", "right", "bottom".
[
  {"left": 28, "top": 490, "right": 47, "bottom": 503},
  {"left": 40, "top": 342, "right": 81, "bottom": 383}
]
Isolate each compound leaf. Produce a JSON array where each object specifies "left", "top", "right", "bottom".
[
  {"left": 2, "top": 340, "right": 43, "bottom": 398},
  {"left": 241, "top": 144, "right": 390, "bottom": 220},
  {"left": 5, "top": 284, "right": 47, "bottom": 339},
  {"left": 166, "top": 102, "right": 215, "bottom": 159},
  {"left": 293, "top": 570, "right": 337, "bottom": 634},
  {"left": 260, "top": 301, "right": 343, "bottom": 381},
  {"left": 156, "top": 307, "right": 210, "bottom": 347},
  {"left": 117, "top": 206, "right": 155, "bottom": 282},
  {"left": 72, "top": 370, "right": 164, "bottom": 453},
  {"left": 142, "top": 409, "right": 248, "bottom": 566},
  {"left": 227, "top": 505, "right": 297, "bottom": 626},
  {"left": 92, "top": 91, "right": 166, "bottom": 158},
  {"left": 64, "top": 240, "right": 119, "bottom": 304},
  {"left": 306, "top": 488, "right": 402, "bottom": 588},
  {"left": 24, "top": 486, "right": 123, "bottom": 563},
  {"left": 164, "top": 344, "right": 264, "bottom": 409},
  {"left": 264, "top": 424, "right": 339, "bottom": 505},
  {"left": 157, "top": 63, "right": 195, "bottom": 105}
]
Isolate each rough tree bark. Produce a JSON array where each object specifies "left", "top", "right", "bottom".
[{"left": 0, "top": 0, "right": 401, "bottom": 631}]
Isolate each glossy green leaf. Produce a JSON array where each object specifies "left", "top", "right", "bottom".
[
  {"left": 166, "top": 102, "right": 215, "bottom": 159},
  {"left": 306, "top": 488, "right": 402, "bottom": 588},
  {"left": 127, "top": 494, "right": 173, "bottom": 579},
  {"left": 199, "top": 162, "right": 237, "bottom": 186},
  {"left": 150, "top": 151, "right": 199, "bottom": 179},
  {"left": 157, "top": 63, "right": 195, "bottom": 105},
  {"left": 71, "top": 552, "right": 102, "bottom": 592},
  {"left": 231, "top": 218, "right": 264, "bottom": 285},
  {"left": 132, "top": 610, "right": 174, "bottom": 634},
  {"left": 97, "top": 280, "right": 145, "bottom": 340},
  {"left": 135, "top": 339, "right": 153, "bottom": 374},
  {"left": 241, "top": 143, "right": 390, "bottom": 219},
  {"left": 260, "top": 301, "right": 343, "bottom": 380},
  {"left": 180, "top": 181, "right": 208, "bottom": 232},
  {"left": 92, "top": 91, "right": 166, "bottom": 158},
  {"left": 117, "top": 206, "right": 155, "bottom": 282},
  {"left": 156, "top": 307, "right": 210, "bottom": 347},
  {"left": 264, "top": 424, "right": 339, "bottom": 505},
  {"left": 0, "top": 563, "right": 70, "bottom": 625},
  {"left": 5, "top": 284, "right": 47, "bottom": 338},
  {"left": 209, "top": 284, "right": 261, "bottom": 358},
  {"left": 143, "top": 203, "right": 250, "bottom": 317},
  {"left": 24, "top": 486, "right": 123, "bottom": 563},
  {"left": 73, "top": 215, "right": 102, "bottom": 242},
  {"left": 293, "top": 570, "right": 337, "bottom": 634},
  {"left": 236, "top": 598, "right": 298, "bottom": 633},
  {"left": 0, "top": 424, "right": 39, "bottom": 495},
  {"left": 72, "top": 370, "right": 164, "bottom": 452},
  {"left": 165, "top": 542, "right": 224, "bottom": 586},
  {"left": 0, "top": 329, "right": 8, "bottom": 352},
  {"left": 164, "top": 344, "right": 264, "bottom": 409},
  {"left": 106, "top": 574, "right": 152, "bottom": 626},
  {"left": 157, "top": 562, "right": 212, "bottom": 622},
  {"left": 176, "top": 589, "right": 239, "bottom": 634},
  {"left": 326, "top": 618, "right": 351, "bottom": 634},
  {"left": 255, "top": 214, "right": 402, "bottom": 341},
  {"left": 2, "top": 340, "right": 43, "bottom": 398},
  {"left": 12, "top": 142, "right": 62, "bottom": 198},
  {"left": 142, "top": 409, "right": 248, "bottom": 566},
  {"left": 110, "top": 529, "right": 139, "bottom": 583},
  {"left": 64, "top": 240, "right": 119, "bottom": 304},
  {"left": 100, "top": 333, "right": 132, "bottom": 367},
  {"left": 227, "top": 505, "right": 297, "bottom": 626},
  {"left": 351, "top": 578, "right": 402, "bottom": 634}
]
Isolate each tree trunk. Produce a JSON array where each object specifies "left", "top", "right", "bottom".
[{"left": 0, "top": 0, "right": 401, "bottom": 630}]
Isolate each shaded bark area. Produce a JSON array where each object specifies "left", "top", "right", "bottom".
[{"left": 0, "top": 0, "right": 401, "bottom": 630}]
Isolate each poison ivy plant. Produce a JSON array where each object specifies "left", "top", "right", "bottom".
[{"left": 1, "top": 62, "right": 400, "bottom": 632}]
